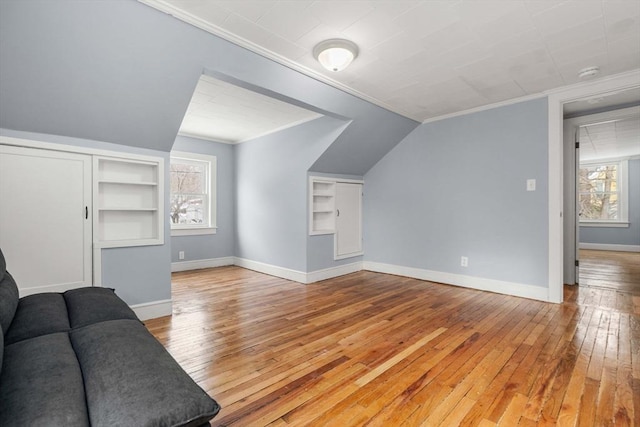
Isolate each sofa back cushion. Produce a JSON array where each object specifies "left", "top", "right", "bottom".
[{"left": 0, "top": 248, "right": 19, "bottom": 335}]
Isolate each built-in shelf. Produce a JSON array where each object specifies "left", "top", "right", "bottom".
[
  {"left": 94, "top": 156, "right": 164, "bottom": 248},
  {"left": 309, "top": 178, "right": 336, "bottom": 235},
  {"left": 98, "top": 179, "right": 158, "bottom": 186}
]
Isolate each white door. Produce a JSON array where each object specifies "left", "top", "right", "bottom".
[
  {"left": 335, "top": 182, "right": 363, "bottom": 259},
  {"left": 0, "top": 145, "right": 92, "bottom": 295}
]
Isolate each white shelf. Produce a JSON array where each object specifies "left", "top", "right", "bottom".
[
  {"left": 309, "top": 178, "right": 336, "bottom": 235},
  {"left": 94, "top": 156, "right": 164, "bottom": 247},
  {"left": 99, "top": 179, "right": 158, "bottom": 186},
  {"left": 99, "top": 207, "right": 158, "bottom": 211}
]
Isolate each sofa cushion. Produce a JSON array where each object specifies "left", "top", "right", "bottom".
[
  {"left": 64, "top": 287, "right": 138, "bottom": 328},
  {"left": 4, "top": 293, "right": 70, "bottom": 345},
  {"left": 0, "top": 330, "right": 3, "bottom": 377},
  {"left": 0, "top": 271, "right": 19, "bottom": 336},
  {"left": 0, "top": 247, "right": 5, "bottom": 276},
  {"left": 0, "top": 332, "right": 90, "bottom": 426},
  {"left": 71, "top": 319, "right": 220, "bottom": 427}
]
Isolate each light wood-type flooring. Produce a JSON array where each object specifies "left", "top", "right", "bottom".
[
  {"left": 145, "top": 267, "right": 640, "bottom": 426},
  {"left": 579, "top": 250, "right": 640, "bottom": 295}
]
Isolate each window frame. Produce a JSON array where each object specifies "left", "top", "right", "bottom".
[
  {"left": 579, "top": 158, "right": 629, "bottom": 228},
  {"left": 169, "top": 151, "right": 217, "bottom": 236}
]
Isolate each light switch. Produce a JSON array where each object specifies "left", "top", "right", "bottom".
[{"left": 527, "top": 179, "right": 536, "bottom": 191}]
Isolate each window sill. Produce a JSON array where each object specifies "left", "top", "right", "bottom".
[
  {"left": 580, "top": 221, "right": 629, "bottom": 228},
  {"left": 171, "top": 227, "right": 217, "bottom": 236}
]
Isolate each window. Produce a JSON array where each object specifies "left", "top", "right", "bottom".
[
  {"left": 170, "top": 151, "right": 216, "bottom": 236},
  {"left": 579, "top": 160, "right": 628, "bottom": 226}
]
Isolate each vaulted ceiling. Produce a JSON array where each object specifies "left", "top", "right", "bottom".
[{"left": 141, "top": 0, "right": 640, "bottom": 122}]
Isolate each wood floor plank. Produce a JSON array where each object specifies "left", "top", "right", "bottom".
[{"left": 142, "top": 260, "right": 639, "bottom": 426}]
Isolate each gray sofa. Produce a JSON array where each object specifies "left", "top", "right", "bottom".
[{"left": 0, "top": 249, "right": 220, "bottom": 426}]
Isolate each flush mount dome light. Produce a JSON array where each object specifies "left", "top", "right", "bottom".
[
  {"left": 578, "top": 66, "right": 600, "bottom": 80},
  {"left": 313, "top": 39, "right": 359, "bottom": 72}
]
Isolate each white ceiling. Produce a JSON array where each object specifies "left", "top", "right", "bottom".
[
  {"left": 141, "top": 0, "right": 640, "bottom": 123},
  {"left": 579, "top": 108, "right": 640, "bottom": 161},
  {"left": 178, "top": 74, "right": 322, "bottom": 143},
  {"left": 564, "top": 86, "right": 640, "bottom": 116}
]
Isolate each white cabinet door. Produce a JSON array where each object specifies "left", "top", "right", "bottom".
[
  {"left": 335, "top": 182, "right": 363, "bottom": 259},
  {"left": 0, "top": 145, "right": 92, "bottom": 295}
]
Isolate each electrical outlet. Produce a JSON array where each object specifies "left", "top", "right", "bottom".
[
  {"left": 461, "top": 256, "right": 468, "bottom": 267},
  {"left": 179, "top": 251, "right": 185, "bottom": 260}
]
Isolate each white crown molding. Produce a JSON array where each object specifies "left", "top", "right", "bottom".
[
  {"left": 363, "top": 261, "right": 551, "bottom": 302},
  {"left": 177, "top": 131, "right": 235, "bottom": 145},
  {"left": 137, "top": 0, "right": 420, "bottom": 122},
  {"left": 421, "top": 93, "right": 547, "bottom": 124},
  {"left": 422, "top": 69, "right": 640, "bottom": 125}
]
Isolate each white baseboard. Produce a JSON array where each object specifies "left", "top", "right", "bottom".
[
  {"left": 306, "top": 262, "right": 363, "bottom": 283},
  {"left": 579, "top": 243, "right": 640, "bottom": 252},
  {"left": 363, "top": 261, "right": 550, "bottom": 302},
  {"left": 233, "top": 257, "right": 308, "bottom": 283},
  {"left": 131, "top": 299, "right": 173, "bottom": 320},
  {"left": 171, "top": 256, "right": 235, "bottom": 272},
  {"left": 233, "top": 257, "right": 363, "bottom": 284}
]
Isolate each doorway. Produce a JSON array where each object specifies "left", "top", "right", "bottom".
[{"left": 562, "top": 95, "right": 640, "bottom": 295}]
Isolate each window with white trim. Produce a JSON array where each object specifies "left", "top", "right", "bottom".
[
  {"left": 170, "top": 151, "right": 216, "bottom": 236},
  {"left": 579, "top": 159, "right": 628, "bottom": 226}
]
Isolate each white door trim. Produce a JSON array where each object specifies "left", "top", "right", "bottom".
[{"left": 547, "top": 69, "right": 640, "bottom": 303}]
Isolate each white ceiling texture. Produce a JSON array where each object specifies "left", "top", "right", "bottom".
[
  {"left": 140, "top": 0, "right": 640, "bottom": 144},
  {"left": 179, "top": 75, "right": 322, "bottom": 142}
]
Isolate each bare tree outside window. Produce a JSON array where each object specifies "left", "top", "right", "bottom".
[
  {"left": 578, "top": 164, "right": 618, "bottom": 220},
  {"left": 170, "top": 160, "right": 208, "bottom": 225}
]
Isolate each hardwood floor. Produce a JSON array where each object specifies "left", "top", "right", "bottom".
[
  {"left": 145, "top": 267, "right": 640, "bottom": 426},
  {"left": 579, "top": 250, "right": 640, "bottom": 295}
]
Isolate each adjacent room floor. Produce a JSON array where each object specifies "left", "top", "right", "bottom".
[
  {"left": 579, "top": 249, "right": 640, "bottom": 295},
  {"left": 145, "top": 267, "right": 639, "bottom": 426}
]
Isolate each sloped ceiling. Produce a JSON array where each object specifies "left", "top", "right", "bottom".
[{"left": 0, "top": 0, "right": 418, "bottom": 174}]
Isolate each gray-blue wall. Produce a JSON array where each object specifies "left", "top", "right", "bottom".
[
  {"left": 580, "top": 158, "right": 640, "bottom": 246},
  {"left": 0, "top": 0, "right": 418, "bottom": 174},
  {"left": 364, "top": 98, "right": 550, "bottom": 287},
  {"left": 171, "top": 136, "right": 235, "bottom": 262},
  {"left": 235, "top": 117, "right": 350, "bottom": 272},
  {"left": 0, "top": 0, "right": 419, "bottom": 304}
]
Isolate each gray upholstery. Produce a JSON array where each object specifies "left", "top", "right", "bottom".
[
  {"left": 4, "top": 293, "right": 70, "bottom": 345},
  {"left": 71, "top": 319, "right": 220, "bottom": 427},
  {"left": 0, "top": 247, "right": 220, "bottom": 427},
  {"left": 0, "top": 329, "right": 3, "bottom": 377},
  {"left": 0, "top": 333, "right": 90, "bottom": 426},
  {"left": 0, "top": 271, "right": 18, "bottom": 335},
  {"left": 64, "top": 287, "right": 138, "bottom": 328}
]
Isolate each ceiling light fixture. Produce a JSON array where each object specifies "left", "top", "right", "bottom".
[
  {"left": 578, "top": 66, "right": 600, "bottom": 80},
  {"left": 313, "top": 39, "right": 359, "bottom": 72}
]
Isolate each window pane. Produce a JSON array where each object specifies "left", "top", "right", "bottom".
[
  {"left": 579, "top": 192, "right": 618, "bottom": 220},
  {"left": 579, "top": 163, "right": 619, "bottom": 220},
  {"left": 170, "top": 194, "right": 207, "bottom": 225},
  {"left": 170, "top": 162, "right": 206, "bottom": 194}
]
